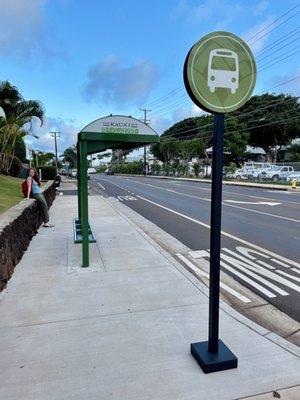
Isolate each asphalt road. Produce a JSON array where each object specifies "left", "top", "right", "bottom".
[{"left": 90, "top": 174, "right": 300, "bottom": 321}]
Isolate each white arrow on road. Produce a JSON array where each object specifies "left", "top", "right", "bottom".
[{"left": 224, "top": 200, "right": 281, "bottom": 206}]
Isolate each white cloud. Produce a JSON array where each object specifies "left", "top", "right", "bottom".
[
  {"left": 242, "top": 16, "right": 274, "bottom": 54},
  {"left": 252, "top": 1, "right": 269, "bottom": 15},
  {"left": 24, "top": 116, "right": 79, "bottom": 154},
  {"left": 149, "top": 104, "right": 208, "bottom": 135},
  {"left": 0, "top": 0, "right": 67, "bottom": 61},
  {"left": 170, "top": 0, "right": 244, "bottom": 28},
  {"left": 83, "top": 56, "right": 159, "bottom": 107},
  {"left": 264, "top": 69, "right": 300, "bottom": 96},
  {"left": 0, "top": 0, "right": 46, "bottom": 55},
  {"left": 172, "top": 104, "right": 207, "bottom": 123},
  {"left": 151, "top": 116, "right": 172, "bottom": 135}
]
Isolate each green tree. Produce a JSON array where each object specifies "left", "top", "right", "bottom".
[
  {"left": 193, "top": 163, "right": 202, "bottom": 178},
  {"left": 288, "top": 143, "right": 300, "bottom": 161},
  {"left": 223, "top": 116, "right": 249, "bottom": 162},
  {"left": 14, "top": 136, "right": 27, "bottom": 162},
  {"left": 177, "top": 138, "right": 204, "bottom": 164},
  {"left": 234, "top": 93, "right": 300, "bottom": 163},
  {"left": 0, "top": 81, "right": 44, "bottom": 174},
  {"left": 32, "top": 151, "right": 55, "bottom": 167},
  {"left": 162, "top": 115, "right": 213, "bottom": 141},
  {"left": 151, "top": 140, "right": 179, "bottom": 164},
  {"left": 63, "top": 145, "right": 77, "bottom": 168}
]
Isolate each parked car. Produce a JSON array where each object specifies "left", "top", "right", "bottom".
[
  {"left": 286, "top": 172, "right": 300, "bottom": 183},
  {"left": 263, "top": 165, "right": 294, "bottom": 181},
  {"left": 105, "top": 167, "right": 114, "bottom": 175},
  {"left": 245, "top": 163, "right": 272, "bottom": 180},
  {"left": 70, "top": 169, "right": 90, "bottom": 180},
  {"left": 87, "top": 167, "right": 96, "bottom": 174},
  {"left": 228, "top": 169, "right": 248, "bottom": 180}
]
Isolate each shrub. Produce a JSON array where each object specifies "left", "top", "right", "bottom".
[
  {"left": 39, "top": 166, "right": 57, "bottom": 180},
  {"left": 8, "top": 156, "right": 22, "bottom": 177},
  {"left": 96, "top": 165, "right": 107, "bottom": 173},
  {"left": 193, "top": 163, "right": 202, "bottom": 178},
  {"left": 113, "top": 161, "right": 144, "bottom": 175}
]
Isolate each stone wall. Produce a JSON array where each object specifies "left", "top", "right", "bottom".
[{"left": 0, "top": 182, "right": 56, "bottom": 291}]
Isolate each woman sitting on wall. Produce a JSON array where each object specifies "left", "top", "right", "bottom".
[{"left": 26, "top": 168, "right": 55, "bottom": 228}]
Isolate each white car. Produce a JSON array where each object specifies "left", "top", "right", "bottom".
[
  {"left": 263, "top": 165, "right": 294, "bottom": 182},
  {"left": 286, "top": 172, "right": 300, "bottom": 183},
  {"left": 226, "top": 169, "right": 248, "bottom": 180},
  {"left": 87, "top": 167, "right": 96, "bottom": 174},
  {"left": 245, "top": 163, "right": 272, "bottom": 180}
]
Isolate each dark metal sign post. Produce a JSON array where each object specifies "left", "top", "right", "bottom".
[
  {"left": 183, "top": 30, "right": 256, "bottom": 374},
  {"left": 190, "top": 113, "right": 238, "bottom": 373}
]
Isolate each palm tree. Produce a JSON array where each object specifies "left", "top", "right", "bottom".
[{"left": 0, "top": 81, "right": 45, "bottom": 174}]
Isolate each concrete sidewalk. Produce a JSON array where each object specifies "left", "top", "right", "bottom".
[{"left": 0, "top": 182, "right": 299, "bottom": 400}]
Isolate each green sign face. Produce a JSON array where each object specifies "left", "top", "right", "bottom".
[{"left": 184, "top": 31, "right": 256, "bottom": 113}]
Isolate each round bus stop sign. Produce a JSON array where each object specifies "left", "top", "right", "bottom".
[{"left": 184, "top": 31, "right": 256, "bottom": 113}]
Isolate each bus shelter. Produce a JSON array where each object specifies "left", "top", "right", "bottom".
[{"left": 75, "top": 115, "right": 159, "bottom": 267}]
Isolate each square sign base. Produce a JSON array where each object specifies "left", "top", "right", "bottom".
[{"left": 191, "top": 340, "right": 238, "bottom": 374}]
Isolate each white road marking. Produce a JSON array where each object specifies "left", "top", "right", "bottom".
[
  {"left": 221, "top": 203, "right": 300, "bottom": 223},
  {"left": 224, "top": 200, "right": 281, "bottom": 206},
  {"left": 136, "top": 195, "right": 300, "bottom": 268},
  {"left": 97, "top": 183, "right": 105, "bottom": 190},
  {"left": 138, "top": 179, "right": 297, "bottom": 203},
  {"left": 176, "top": 253, "right": 251, "bottom": 303},
  {"left": 221, "top": 249, "right": 296, "bottom": 294},
  {"left": 271, "top": 258, "right": 295, "bottom": 269},
  {"left": 131, "top": 180, "right": 299, "bottom": 223},
  {"left": 276, "top": 270, "right": 300, "bottom": 282},
  {"left": 117, "top": 195, "right": 137, "bottom": 202},
  {"left": 188, "top": 247, "right": 300, "bottom": 297},
  {"left": 220, "top": 260, "right": 276, "bottom": 298},
  {"left": 257, "top": 260, "right": 276, "bottom": 270},
  {"left": 292, "top": 268, "right": 300, "bottom": 274}
]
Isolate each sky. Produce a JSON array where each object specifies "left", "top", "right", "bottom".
[{"left": 0, "top": 0, "right": 299, "bottom": 156}]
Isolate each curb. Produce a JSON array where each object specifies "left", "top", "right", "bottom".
[
  {"left": 98, "top": 193, "right": 300, "bottom": 352},
  {"left": 111, "top": 173, "right": 300, "bottom": 191}
]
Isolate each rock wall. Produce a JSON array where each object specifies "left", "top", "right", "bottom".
[{"left": 0, "top": 182, "right": 56, "bottom": 291}]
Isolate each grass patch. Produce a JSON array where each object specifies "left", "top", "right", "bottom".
[{"left": 0, "top": 174, "right": 24, "bottom": 214}]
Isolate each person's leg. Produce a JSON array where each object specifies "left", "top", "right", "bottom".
[{"left": 32, "top": 193, "right": 49, "bottom": 223}]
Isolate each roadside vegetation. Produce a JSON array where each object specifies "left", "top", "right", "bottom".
[{"left": 0, "top": 174, "right": 23, "bottom": 214}]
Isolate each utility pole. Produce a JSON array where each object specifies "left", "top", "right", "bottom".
[
  {"left": 50, "top": 130, "right": 61, "bottom": 170},
  {"left": 139, "top": 108, "right": 151, "bottom": 173}
]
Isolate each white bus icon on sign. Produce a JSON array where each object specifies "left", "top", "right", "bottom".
[{"left": 207, "top": 49, "right": 239, "bottom": 94}]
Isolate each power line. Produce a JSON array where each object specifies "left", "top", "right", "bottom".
[
  {"left": 256, "top": 36, "right": 300, "bottom": 62},
  {"left": 255, "top": 27, "right": 299, "bottom": 57},
  {"left": 161, "top": 97, "right": 299, "bottom": 140},
  {"left": 270, "top": 75, "right": 300, "bottom": 89},
  {"left": 247, "top": 4, "right": 300, "bottom": 44},
  {"left": 176, "top": 115, "right": 300, "bottom": 142},
  {"left": 144, "top": 5, "right": 300, "bottom": 117},
  {"left": 144, "top": 87, "right": 183, "bottom": 107},
  {"left": 151, "top": 92, "right": 187, "bottom": 111},
  {"left": 153, "top": 45, "right": 300, "bottom": 119},
  {"left": 259, "top": 49, "right": 300, "bottom": 72}
]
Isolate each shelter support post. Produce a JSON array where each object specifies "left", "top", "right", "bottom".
[
  {"left": 77, "top": 141, "right": 81, "bottom": 221},
  {"left": 79, "top": 140, "right": 89, "bottom": 267}
]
